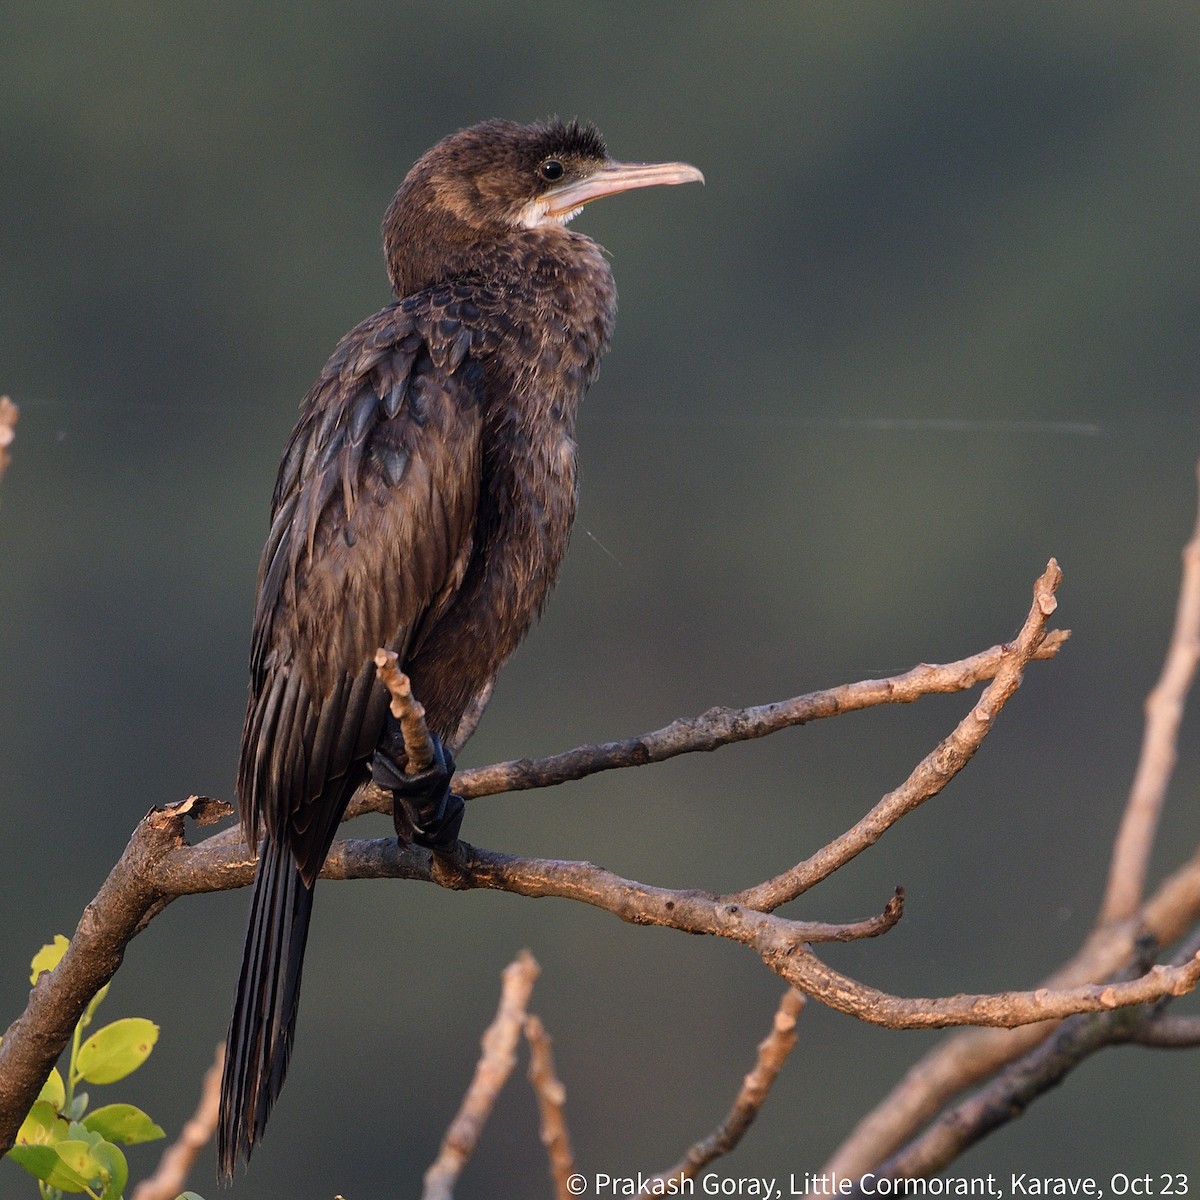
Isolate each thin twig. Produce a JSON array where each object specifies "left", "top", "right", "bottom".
[
  {"left": 422, "top": 951, "right": 541, "bottom": 1200},
  {"left": 1101, "top": 460, "right": 1200, "bottom": 922},
  {"left": 525, "top": 1015, "right": 575, "bottom": 1199},
  {"left": 642, "top": 988, "right": 806, "bottom": 1193},
  {"left": 736, "top": 561, "right": 1062, "bottom": 909},
  {"left": 344, "top": 630, "right": 1070, "bottom": 819},
  {"left": 131, "top": 1043, "right": 223, "bottom": 1200}
]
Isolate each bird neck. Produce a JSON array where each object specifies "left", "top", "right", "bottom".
[{"left": 384, "top": 198, "right": 604, "bottom": 302}]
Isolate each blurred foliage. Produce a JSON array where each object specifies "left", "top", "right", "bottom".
[{"left": 2, "top": 3, "right": 1198, "bottom": 1196}]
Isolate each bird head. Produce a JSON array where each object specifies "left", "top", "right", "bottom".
[{"left": 383, "top": 117, "right": 703, "bottom": 295}]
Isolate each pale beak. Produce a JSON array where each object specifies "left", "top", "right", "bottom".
[{"left": 543, "top": 159, "right": 705, "bottom": 219}]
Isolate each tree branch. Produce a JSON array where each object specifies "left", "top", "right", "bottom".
[
  {"left": 735, "top": 560, "right": 1061, "bottom": 909},
  {"left": 821, "top": 466, "right": 1200, "bottom": 1181},
  {"left": 525, "top": 1014, "right": 576, "bottom": 1200},
  {"left": 1100, "top": 460, "right": 1200, "bottom": 922},
  {"left": 641, "top": 988, "right": 806, "bottom": 1194},
  {"left": 850, "top": 933, "right": 1200, "bottom": 1186},
  {"left": 422, "top": 951, "right": 540, "bottom": 1200},
  {"left": 345, "top": 634, "right": 1069, "bottom": 819},
  {"left": 0, "top": 796, "right": 227, "bottom": 1149}
]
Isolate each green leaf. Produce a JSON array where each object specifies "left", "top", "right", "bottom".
[
  {"left": 15, "top": 1099, "right": 68, "bottom": 1146},
  {"left": 75, "top": 1017, "right": 159, "bottom": 1084},
  {"left": 84, "top": 1102, "right": 166, "bottom": 1144},
  {"left": 30, "top": 935, "right": 70, "bottom": 983},
  {"left": 66, "top": 1091, "right": 90, "bottom": 1120},
  {"left": 91, "top": 1138, "right": 128, "bottom": 1200},
  {"left": 6, "top": 1144, "right": 74, "bottom": 1187},
  {"left": 178, "top": 1193, "right": 208, "bottom": 1200},
  {"left": 9, "top": 1140, "right": 97, "bottom": 1192},
  {"left": 53, "top": 1137, "right": 113, "bottom": 1192},
  {"left": 37, "top": 1067, "right": 66, "bottom": 1111}
]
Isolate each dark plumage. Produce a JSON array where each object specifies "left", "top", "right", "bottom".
[{"left": 217, "top": 117, "right": 701, "bottom": 1177}]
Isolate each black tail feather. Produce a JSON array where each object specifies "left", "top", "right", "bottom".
[{"left": 217, "top": 835, "right": 315, "bottom": 1178}]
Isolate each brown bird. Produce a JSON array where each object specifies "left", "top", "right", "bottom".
[{"left": 217, "top": 117, "right": 702, "bottom": 1175}]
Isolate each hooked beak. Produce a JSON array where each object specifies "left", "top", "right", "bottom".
[{"left": 543, "top": 159, "right": 705, "bottom": 220}]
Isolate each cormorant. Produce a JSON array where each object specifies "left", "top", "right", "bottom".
[{"left": 217, "top": 117, "right": 702, "bottom": 1176}]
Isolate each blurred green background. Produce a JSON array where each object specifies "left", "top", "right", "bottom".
[{"left": 2, "top": 3, "right": 1199, "bottom": 1195}]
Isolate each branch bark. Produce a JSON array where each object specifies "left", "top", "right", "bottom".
[{"left": 1100, "top": 459, "right": 1200, "bottom": 923}]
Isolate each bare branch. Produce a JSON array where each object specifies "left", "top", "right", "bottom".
[
  {"left": 822, "top": 848, "right": 1200, "bottom": 1180},
  {"left": 422, "top": 951, "right": 540, "bottom": 1200},
  {"left": 0, "top": 566, "right": 1130, "bottom": 1166},
  {"left": 776, "top": 942, "right": 1200, "bottom": 1031},
  {"left": 823, "top": 474, "right": 1200, "bottom": 1178},
  {"left": 344, "top": 629, "right": 1070, "bottom": 819},
  {"left": 642, "top": 988, "right": 805, "bottom": 1194},
  {"left": 736, "top": 561, "right": 1062, "bottom": 910},
  {"left": 525, "top": 1015, "right": 576, "bottom": 1200},
  {"left": 0, "top": 796, "right": 228, "bottom": 1147},
  {"left": 1100, "top": 461, "right": 1200, "bottom": 922},
  {"left": 7, "top": 795, "right": 1198, "bottom": 1158},
  {"left": 131, "top": 1042, "right": 223, "bottom": 1200},
  {"left": 855, "top": 997, "right": 1152, "bottom": 1188},
  {"left": 852, "top": 934, "right": 1200, "bottom": 1186}
]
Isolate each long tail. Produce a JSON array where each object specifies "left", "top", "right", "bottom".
[{"left": 217, "top": 833, "right": 315, "bottom": 1178}]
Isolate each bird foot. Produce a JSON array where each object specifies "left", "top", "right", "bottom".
[{"left": 371, "top": 724, "right": 464, "bottom": 853}]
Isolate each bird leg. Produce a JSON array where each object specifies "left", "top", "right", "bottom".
[{"left": 371, "top": 716, "right": 465, "bottom": 852}]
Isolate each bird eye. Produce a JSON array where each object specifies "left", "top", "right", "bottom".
[{"left": 539, "top": 158, "right": 565, "bottom": 182}]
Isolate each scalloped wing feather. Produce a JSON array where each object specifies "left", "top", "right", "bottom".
[{"left": 238, "top": 299, "right": 487, "bottom": 873}]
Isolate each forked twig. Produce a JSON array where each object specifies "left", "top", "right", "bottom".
[{"left": 737, "top": 560, "right": 1062, "bottom": 909}]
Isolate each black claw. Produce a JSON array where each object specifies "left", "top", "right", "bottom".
[{"left": 371, "top": 720, "right": 463, "bottom": 852}]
